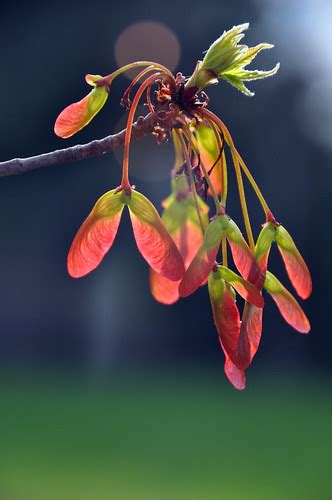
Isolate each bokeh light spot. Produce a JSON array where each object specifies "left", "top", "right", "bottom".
[
  {"left": 114, "top": 107, "right": 173, "bottom": 182},
  {"left": 115, "top": 21, "right": 180, "bottom": 78}
]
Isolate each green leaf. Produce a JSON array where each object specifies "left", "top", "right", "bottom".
[
  {"left": 226, "top": 43, "right": 274, "bottom": 71},
  {"left": 226, "top": 64, "right": 280, "bottom": 82},
  {"left": 188, "top": 23, "right": 280, "bottom": 95},
  {"left": 202, "top": 23, "right": 250, "bottom": 74},
  {"left": 222, "top": 74, "right": 254, "bottom": 96}
]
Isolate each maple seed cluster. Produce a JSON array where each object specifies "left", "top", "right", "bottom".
[{"left": 54, "top": 24, "right": 311, "bottom": 390}]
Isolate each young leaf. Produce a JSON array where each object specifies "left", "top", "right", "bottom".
[
  {"left": 189, "top": 23, "right": 280, "bottom": 94},
  {"left": 179, "top": 216, "right": 224, "bottom": 297},
  {"left": 227, "top": 43, "right": 275, "bottom": 72},
  {"left": 201, "top": 23, "right": 250, "bottom": 75},
  {"left": 67, "top": 189, "right": 125, "bottom": 278},
  {"left": 222, "top": 74, "right": 255, "bottom": 97},
  {"left": 264, "top": 271, "right": 310, "bottom": 333},
  {"left": 275, "top": 225, "right": 312, "bottom": 299},
  {"left": 127, "top": 191, "right": 185, "bottom": 281},
  {"left": 222, "top": 64, "right": 280, "bottom": 97},
  {"left": 54, "top": 76, "right": 109, "bottom": 138}
]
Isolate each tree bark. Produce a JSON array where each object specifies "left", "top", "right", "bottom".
[{"left": 0, "top": 113, "right": 157, "bottom": 177}]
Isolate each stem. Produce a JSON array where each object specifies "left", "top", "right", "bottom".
[
  {"left": 121, "top": 66, "right": 158, "bottom": 105},
  {"left": 201, "top": 109, "right": 255, "bottom": 249},
  {"left": 205, "top": 118, "right": 227, "bottom": 206},
  {"left": 146, "top": 83, "right": 158, "bottom": 117},
  {"left": 121, "top": 72, "right": 171, "bottom": 189},
  {"left": 221, "top": 235, "right": 228, "bottom": 267},
  {"left": 236, "top": 152, "right": 276, "bottom": 222},
  {"left": 221, "top": 150, "right": 228, "bottom": 206},
  {"left": 200, "top": 157, "right": 223, "bottom": 214},
  {"left": 201, "top": 108, "right": 275, "bottom": 222},
  {"left": 231, "top": 148, "right": 255, "bottom": 250},
  {"left": 102, "top": 61, "right": 173, "bottom": 85},
  {"left": 0, "top": 113, "right": 159, "bottom": 177},
  {"left": 176, "top": 130, "right": 205, "bottom": 236},
  {"left": 171, "top": 129, "right": 184, "bottom": 173},
  {"left": 184, "top": 127, "right": 224, "bottom": 215}
]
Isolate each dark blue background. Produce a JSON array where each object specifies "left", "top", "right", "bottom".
[{"left": 0, "top": 0, "right": 330, "bottom": 384}]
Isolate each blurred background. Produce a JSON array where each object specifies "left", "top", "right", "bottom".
[{"left": 0, "top": 0, "right": 331, "bottom": 498}]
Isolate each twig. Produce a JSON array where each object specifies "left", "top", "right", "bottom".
[{"left": 0, "top": 113, "right": 158, "bottom": 177}]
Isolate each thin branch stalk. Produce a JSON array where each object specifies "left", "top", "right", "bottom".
[{"left": 0, "top": 113, "right": 158, "bottom": 178}]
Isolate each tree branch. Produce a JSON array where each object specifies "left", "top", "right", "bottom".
[{"left": 0, "top": 113, "right": 158, "bottom": 177}]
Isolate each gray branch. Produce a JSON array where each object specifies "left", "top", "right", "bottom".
[{"left": 0, "top": 113, "right": 158, "bottom": 177}]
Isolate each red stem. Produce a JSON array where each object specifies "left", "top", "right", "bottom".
[
  {"left": 120, "top": 72, "right": 174, "bottom": 190},
  {"left": 121, "top": 66, "right": 157, "bottom": 107}
]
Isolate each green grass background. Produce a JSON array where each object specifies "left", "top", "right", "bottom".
[{"left": 0, "top": 373, "right": 331, "bottom": 500}]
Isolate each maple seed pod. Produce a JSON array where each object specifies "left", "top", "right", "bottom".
[
  {"left": 235, "top": 223, "right": 275, "bottom": 370},
  {"left": 208, "top": 257, "right": 246, "bottom": 390},
  {"left": 254, "top": 222, "right": 276, "bottom": 273},
  {"left": 253, "top": 221, "right": 277, "bottom": 289},
  {"left": 48, "top": 23, "right": 309, "bottom": 391},
  {"left": 224, "top": 356, "right": 246, "bottom": 391},
  {"left": 67, "top": 189, "right": 125, "bottom": 278},
  {"left": 208, "top": 269, "right": 241, "bottom": 368},
  {"left": 218, "top": 265, "right": 264, "bottom": 308},
  {"left": 237, "top": 303, "right": 263, "bottom": 370},
  {"left": 275, "top": 225, "right": 312, "bottom": 300},
  {"left": 54, "top": 74, "right": 109, "bottom": 138},
  {"left": 150, "top": 176, "right": 209, "bottom": 305},
  {"left": 209, "top": 264, "right": 265, "bottom": 373},
  {"left": 127, "top": 191, "right": 185, "bottom": 281},
  {"left": 179, "top": 215, "right": 224, "bottom": 297},
  {"left": 221, "top": 215, "right": 262, "bottom": 284},
  {"left": 68, "top": 189, "right": 185, "bottom": 281},
  {"left": 264, "top": 271, "right": 310, "bottom": 333}
]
